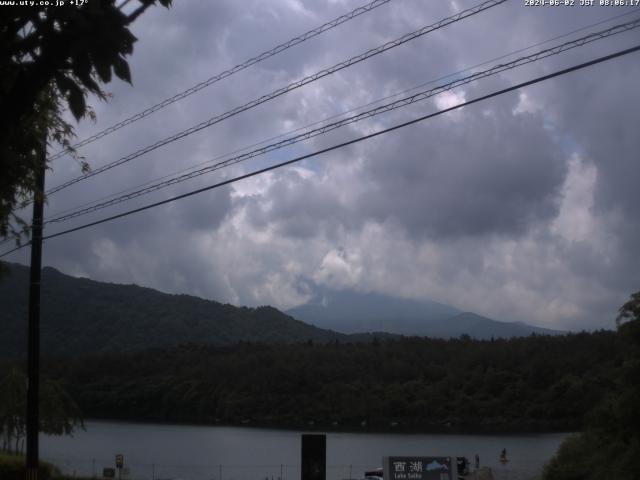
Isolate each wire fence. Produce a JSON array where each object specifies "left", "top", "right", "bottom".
[
  {"left": 43, "top": 459, "right": 382, "bottom": 480},
  {"left": 49, "top": 456, "right": 640, "bottom": 480},
  {"left": 44, "top": 458, "right": 582, "bottom": 480},
  {"left": 43, "top": 456, "right": 640, "bottom": 480}
]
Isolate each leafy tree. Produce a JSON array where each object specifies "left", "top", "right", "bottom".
[
  {"left": 0, "top": 369, "right": 24, "bottom": 453},
  {"left": 39, "top": 380, "right": 84, "bottom": 437},
  {"left": 617, "top": 291, "right": 640, "bottom": 352},
  {"left": 0, "top": 0, "right": 172, "bottom": 243},
  {"left": 0, "top": 368, "right": 83, "bottom": 454},
  {"left": 544, "top": 291, "right": 640, "bottom": 480},
  {"left": 617, "top": 291, "right": 640, "bottom": 324}
]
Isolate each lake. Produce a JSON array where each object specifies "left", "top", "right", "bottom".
[{"left": 41, "top": 421, "right": 569, "bottom": 480}]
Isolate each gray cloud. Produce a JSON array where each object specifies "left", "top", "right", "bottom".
[
  {"left": 354, "top": 82, "right": 566, "bottom": 238},
  {"left": 6, "top": 0, "right": 640, "bottom": 331}
]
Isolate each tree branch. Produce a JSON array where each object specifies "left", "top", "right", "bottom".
[{"left": 125, "top": 0, "right": 154, "bottom": 24}]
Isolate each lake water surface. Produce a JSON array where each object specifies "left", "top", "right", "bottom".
[{"left": 41, "top": 421, "right": 569, "bottom": 480}]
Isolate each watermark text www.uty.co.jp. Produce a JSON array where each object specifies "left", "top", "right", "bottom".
[{"left": 0, "top": 0, "right": 88, "bottom": 7}]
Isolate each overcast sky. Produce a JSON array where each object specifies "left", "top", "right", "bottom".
[{"left": 7, "top": 0, "right": 640, "bottom": 330}]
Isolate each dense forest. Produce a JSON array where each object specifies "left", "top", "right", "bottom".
[{"left": 16, "top": 330, "right": 626, "bottom": 434}]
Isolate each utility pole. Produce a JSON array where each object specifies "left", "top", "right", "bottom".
[{"left": 26, "top": 135, "right": 46, "bottom": 480}]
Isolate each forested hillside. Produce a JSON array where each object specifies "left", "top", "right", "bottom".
[
  {"left": 543, "top": 294, "right": 640, "bottom": 480},
  {"left": 33, "top": 330, "right": 625, "bottom": 433},
  {"left": 0, "top": 262, "right": 345, "bottom": 357}
]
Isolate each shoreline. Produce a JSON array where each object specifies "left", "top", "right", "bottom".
[{"left": 78, "top": 416, "right": 578, "bottom": 436}]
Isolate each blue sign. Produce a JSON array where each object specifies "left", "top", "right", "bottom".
[{"left": 384, "top": 456, "right": 453, "bottom": 480}]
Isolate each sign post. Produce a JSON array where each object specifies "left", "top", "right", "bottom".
[{"left": 115, "top": 454, "right": 124, "bottom": 480}]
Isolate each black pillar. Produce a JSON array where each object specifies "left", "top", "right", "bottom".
[{"left": 301, "top": 434, "right": 326, "bottom": 480}]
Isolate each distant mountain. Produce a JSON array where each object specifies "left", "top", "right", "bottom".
[
  {"left": 420, "top": 311, "right": 564, "bottom": 339},
  {"left": 0, "top": 262, "right": 346, "bottom": 358},
  {"left": 287, "top": 287, "right": 459, "bottom": 334},
  {"left": 287, "top": 287, "right": 563, "bottom": 338}
]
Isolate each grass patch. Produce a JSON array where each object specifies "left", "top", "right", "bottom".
[{"left": 0, "top": 451, "right": 92, "bottom": 480}]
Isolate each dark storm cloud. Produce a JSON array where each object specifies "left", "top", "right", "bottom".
[
  {"left": 240, "top": 168, "right": 361, "bottom": 239},
  {"left": 545, "top": 57, "right": 640, "bottom": 293},
  {"left": 354, "top": 82, "right": 565, "bottom": 238},
  {"left": 170, "top": 187, "right": 232, "bottom": 233},
  {"left": 545, "top": 58, "right": 639, "bottom": 215},
  {"left": 245, "top": 74, "right": 565, "bottom": 241}
]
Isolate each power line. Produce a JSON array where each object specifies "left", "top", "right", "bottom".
[
  {"left": 46, "top": 0, "right": 393, "bottom": 162},
  {"left": 43, "top": 9, "right": 640, "bottom": 223},
  {"left": 2, "top": 42, "right": 637, "bottom": 258},
  {"left": 44, "top": 0, "right": 507, "bottom": 197},
  {"left": 42, "top": 17, "right": 640, "bottom": 225}
]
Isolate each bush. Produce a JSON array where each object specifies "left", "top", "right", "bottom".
[
  {"left": 0, "top": 452, "right": 59, "bottom": 480},
  {"left": 543, "top": 430, "right": 640, "bottom": 480}
]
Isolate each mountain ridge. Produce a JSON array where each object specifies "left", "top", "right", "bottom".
[
  {"left": 0, "top": 262, "right": 347, "bottom": 358},
  {"left": 1, "top": 262, "right": 563, "bottom": 360},
  {"left": 287, "top": 287, "right": 564, "bottom": 338}
]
